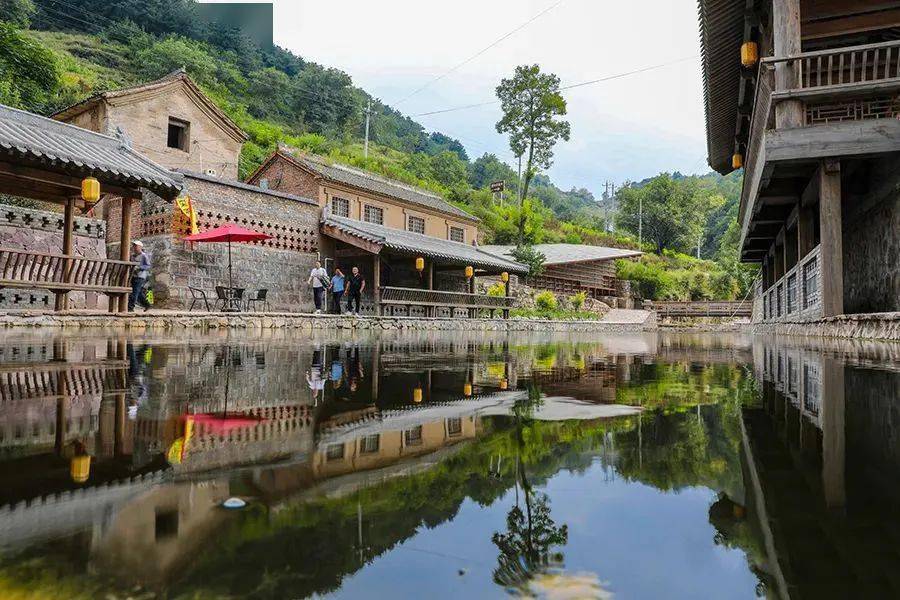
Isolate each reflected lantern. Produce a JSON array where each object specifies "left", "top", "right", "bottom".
[
  {"left": 465, "top": 265, "right": 474, "bottom": 279},
  {"left": 415, "top": 257, "right": 425, "bottom": 272}
]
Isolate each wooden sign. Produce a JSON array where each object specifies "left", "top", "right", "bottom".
[{"left": 490, "top": 180, "right": 505, "bottom": 193}]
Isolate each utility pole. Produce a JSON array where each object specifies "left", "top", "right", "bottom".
[
  {"left": 638, "top": 195, "right": 643, "bottom": 248},
  {"left": 697, "top": 229, "right": 703, "bottom": 259},
  {"left": 363, "top": 100, "right": 372, "bottom": 159}
]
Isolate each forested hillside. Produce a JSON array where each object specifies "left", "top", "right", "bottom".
[{"left": 0, "top": 0, "right": 756, "bottom": 299}]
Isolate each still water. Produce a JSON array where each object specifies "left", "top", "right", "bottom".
[{"left": 0, "top": 330, "right": 896, "bottom": 599}]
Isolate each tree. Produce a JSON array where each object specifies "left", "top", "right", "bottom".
[
  {"left": 429, "top": 150, "right": 468, "bottom": 188},
  {"left": 247, "top": 67, "right": 293, "bottom": 120},
  {"left": 510, "top": 244, "right": 545, "bottom": 277},
  {"left": 615, "top": 174, "right": 699, "bottom": 255},
  {"left": 292, "top": 66, "right": 358, "bottom": 136},
  {"left": 496, "top": 64, "right": 570, "bottom": 248},
  {"left": 1, "top": 0, "right": 36, "bottom": 27},
  {"left": 0, "top": 22, "right": 59, "bottom": 111}
]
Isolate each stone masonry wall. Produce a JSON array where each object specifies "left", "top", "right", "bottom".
[
  {"left": 139, "top": 173, "right": 322, "bottom": 311},
  {"left": 0, "top": 203, "right": 109, "bottom": 310}
]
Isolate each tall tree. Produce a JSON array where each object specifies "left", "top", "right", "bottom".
[
  {"left": 495, "top": 64, "right": 570, "bottom": 247},
  {"left": 615, "top": 174, "right": 698, "bottom": 255}
]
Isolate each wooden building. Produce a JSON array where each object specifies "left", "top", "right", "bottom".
[
  {"left": 481, "top": 243, "right": 642, "bottom": 303},
  {"left": 699, "top": 0, "right": 900, "bottom": 323}
]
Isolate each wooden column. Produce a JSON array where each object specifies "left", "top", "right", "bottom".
[
  {"left": 117, "top": 197, "right": 133, "bottom": 313},
  {"left": 821, "top": 355, "right": 846, "bottom": 509},
  {"left": 54, "top": 197, "right": 76, "bottom": 311},
  {"left": 425, "top": 260, "right": 434, "bottom": 318},
  {"left": 774, "top": 242, "right": 785, "bottom": 281},
  {"left": 372, "top": 253, "right": 381, "bottom": 315},
  {"left": 772, "top": 0, "right": 804, "bottom": 128},
  {"left": 797, "top": 204, "right": 815, "bottom": 260},
  {"left": 818, "top": 160, "right": 843, "bottom": 317}
]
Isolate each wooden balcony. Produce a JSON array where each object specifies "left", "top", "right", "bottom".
[
  {"left": 755, "top": 245, "right": 822, "bottom": 323},
  {"left": 739, "top": 40, "right": 900, "bottom": 260}
]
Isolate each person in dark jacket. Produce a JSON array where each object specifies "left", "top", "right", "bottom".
[
  {"left": 346, "top": 266, "right": 366, "bottom": 315},
  {"left": 128, "top": 240, "right": 151, "bottom": 312}
]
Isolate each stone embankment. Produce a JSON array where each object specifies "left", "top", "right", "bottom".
[
  {"left": 0, "top": 309, "right": 658, "bottom": 333},
  {"left": 751, "top": 312, "right": 900, "bottom": 342}
]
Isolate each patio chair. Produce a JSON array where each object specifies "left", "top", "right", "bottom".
[
  {"left": 246, "top": 289, "right": 270, "bottom": 312},
  {"left": 188, "top": 287, "right": 210, "bottom": 311},
  {"left": 230, "top": 288, "right": 245, "bottom": 311},
  {"left": 214, "top": 286, "right": 228, "bottom": 311}
]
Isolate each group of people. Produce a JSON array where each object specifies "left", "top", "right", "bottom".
[{"left": 308, "top": 261, "right": 366, "bottom": 315}]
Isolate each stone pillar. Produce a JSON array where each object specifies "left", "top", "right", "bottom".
[
  {"left": 772, "top": 0, "right": 804, "bottom": 129},
  {"left": 819, "top": 161, "right": 843, "bottom": 317},
  {"left": 821, "top": 356, "right": 845, "bottom": 509}
]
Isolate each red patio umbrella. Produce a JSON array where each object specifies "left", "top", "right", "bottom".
[{"left": 184, "top": 225, "right": 271, "bottom": 306}]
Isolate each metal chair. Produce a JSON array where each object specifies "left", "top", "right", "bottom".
[
  {"left": 230, "top": 288, "right": 245, "bottom": 311},
  {"left": 214, "top": 286, "right": 228, "bottom": 311},
  {"left": 245, "top": 288, "right": 269, "bottom": 312},
  {"left": 188, "top": 287, "right": 210, "bottom": 311}
]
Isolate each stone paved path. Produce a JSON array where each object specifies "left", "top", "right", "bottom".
[{"left": 601, "top": 309, "right": 654, "bottom": 324}]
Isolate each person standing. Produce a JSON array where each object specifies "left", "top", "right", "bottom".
[
  {"left": 346, "top": 266, "right": 366, "bottom": 315},
  {"left": 128, "top": 240, "right": 151, "bottom": 312},
  {"left": 307, "top": 260, "right": 329, "bottom": 314},
  {"left": 330, "top": 268, "right": 346, "bottom": 314}
]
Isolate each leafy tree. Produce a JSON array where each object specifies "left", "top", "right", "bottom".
[
  {"left": 470, "top": 153, "right": 517, "bottom": 191},
  {"left": 135, "top": 35, "right": 218, "bottom": 86},
  {"left": 511, "top": 244, "right": 545, "bottom": 277},
  {"left": 496, "top": 64, "right": 571, "bottom": 247},
  {"left": 429, "top": 150, "right": 468, "bottom": 188},
  {"left": 616, "top": 174, "right": 698, "bottom": 255},
  {"left": 1, "top": 0, "right": 35, "bottom": 27},
  {"left": 292, "top": 66, "right": 358, "bottom": 135},
  {"left": 247, "top": 67, "right": 293, "bottom": 120},
  {"left": 0, "top": 22, "right": 58, "bottom": 110}
]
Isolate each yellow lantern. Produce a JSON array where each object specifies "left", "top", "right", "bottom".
[
  {"left": 465, "top": 265, "right": 474, "bottom": 279},
  {"left": 500, "top": 272, "right": 509, "bottom": 283},
  {"left": 81, "top": 177, "right": 100, "bottom": 204},
  {"left": 500, "top": 378, "right": 508, "bottom": 391},
  {"left": 415, "top": 257, "right": 425, "bottom": 272},
  {"left": 413, "top": 387, "right": 423, "bottom": 403},
  {"left": 463, "top": 382, "right": 472, "bottom": 397},
  {"left": 732, "top": 153, "right": 744, "bottom": 170},
  {"left": 740, "top": 41, "right": 758, "bottom": 67},
  {"left": 70, "top": 454, "right": 91, "bottom": 483}
]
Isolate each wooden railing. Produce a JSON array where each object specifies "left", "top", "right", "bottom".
[
  {"left": 650, "top": 300, "right": 751, "bottom": 318},
  {"left": 764, "top": 40, "right": 900, "bottom": 92},
  {"left": 0, "top": 248, "right": 133, "bottom": 299},
  {"left": 379, "top": 286, "right": 514, "bottom": 317},
  {"left": 759, "top": 245, "right": 822, "bottom": 323}
]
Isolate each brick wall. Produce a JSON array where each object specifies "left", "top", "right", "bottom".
[
  {"left": 251, "top": 155, "right": 322, "bottom": 202},
  {"left": 140, "top": 174, "right": 322, "bottom": 311},
  {"left": 0, "top": 203, "right": 109, "bottom": 309}
]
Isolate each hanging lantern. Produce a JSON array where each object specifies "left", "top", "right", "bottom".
[
  {"left": 465, "top": 265, "right": 474, "bottom": 279},
  {"left": 81, "top": 177, "right": 100, "bottom": 204},
  {"left": 413, "top": 387, "right": 423, "bottom": 403},
  {"left": 740, "top": 41, "right": 759, "bottom": 67},
  {"left": 732, "top": 153, "right": 744, "bottom": 170},
  {"left": 500, "top": 378, "right": 508, "bottom": 390},
  {"left": 500, "top": 272, "right": 509, "bottom": 283},
  {"left": 415, "top": 257, "right": 425, "bottom": 272},
  {"left": 70, "top": 454, "right": 91, "bottom": 483},
  {"left": 463, "top": 382, "right": 472, "bottom": 397}
]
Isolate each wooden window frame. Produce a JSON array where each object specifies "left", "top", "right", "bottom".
[
  {"left": 332, "top": 196, "right": 350, "bottom": 218},
  {"left": 364, "top": 204, "right": 384, "bottom": 225},
  {"left": 167, "top": 117, "right": 190, "bottom": 152},
  {"left": 449, "top": 226, "right": 465, "bottom": 243},
  {"left": 407, "top": 214, "right": 425, "bottom": 234}
]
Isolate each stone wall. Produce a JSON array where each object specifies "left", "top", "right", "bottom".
[
  {"left": 751, "top": 312, "right": 900, "bottom": 341},
  {"left": 138, "top": 173, "right": 322, "bottom": 311},
  {"left": 0, "top": 203, "right": 109, "bottom": 310}
]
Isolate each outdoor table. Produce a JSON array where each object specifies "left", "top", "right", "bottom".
[{"left": 223, "top": 287, "right": 245, "bottom": 312}]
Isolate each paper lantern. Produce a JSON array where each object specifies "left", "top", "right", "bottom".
[
  {"left": 70, "top": 455, "right": 91, "bottom": 483},
  {"left": 415, "top": 257, "right": 425, "bottom": 272},
  {"left": 81, "top": 177, "right": 100, "bottom": 204},
  {"left": 732, "top": 153, "right": 744, "bottom": 170},
  {"left": 500, "top": 272, "right": 509, "bottom": 282},
  {"left": 500, "top": 378, "right": 508, "bottom": 390},
  {"left": 741, "top": 41, "right": 758, "bottom": 67},
  {"left": 463, "top": 383, "right": 472, "bottom": 397},
  {"left": 413, "top": 387, "right": 423, "bottom": 403},
  {"left": 465, "top": 265, "right": 474, "bottom": 279}
]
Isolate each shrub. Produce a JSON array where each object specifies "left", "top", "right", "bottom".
[
  {"left": 570, "top": 291, "right": 587, "bottom": 311},
  {"left": 486, "top": 282, "right": 506, "bottom": 297},
  {"left": 534, "top": 290, "right": 558, "bottom": 311}
]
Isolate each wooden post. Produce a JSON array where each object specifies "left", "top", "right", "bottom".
[
  {"left": 821, "top": 355, "right": 845, "bottom": 509},
  {"left": 772, "top": 0, "right": 804, "bottom": 129},
  {"left": 503, "top": 277, "right": 510, "bottom": 320},
  {"left": 426, "top": 260, "right": 434, "bottom": 318},
  {"left": 117, "top": 197, "right": 133, "bottom": 313},
  {"left": 372, "top": 253, "right": 381, "bottom": 315},
  {"left": 798, "top": 204, "right": 816, "bottom": 259},
  {"left": 54, "top": 197, "right": 76, "bottom": 311},
  {"left": 819, "top": 160, "right": 843, "bottom": 317}
]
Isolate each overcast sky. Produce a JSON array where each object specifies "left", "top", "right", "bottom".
[{"left": 209, "top": 0, "right": 709, "bottom": 195}]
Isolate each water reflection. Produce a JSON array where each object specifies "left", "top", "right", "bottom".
[{"left": 0, "top": 331, "right": 895, "bottom": 598}]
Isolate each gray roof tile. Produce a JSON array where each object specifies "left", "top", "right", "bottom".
[
  {"left": 0, "top": 103, "right": 183, "bottom": 197},
  {"left": 480, "top": 244, "right": 642, "bottom": 265},
  {"left": 323, "top": 215, "right": 527, "bottom": 273}
]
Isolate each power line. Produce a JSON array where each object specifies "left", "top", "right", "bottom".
[
  {"left": 412, "top": 55, "right": 699, "bottom": 117},
  {"left": 392, "top": 0, "right": 566, "bottom": 107}
]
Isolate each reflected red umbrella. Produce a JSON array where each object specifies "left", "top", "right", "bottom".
[{"left": 184, "top": 225, "right": 271, "bottom": 306}]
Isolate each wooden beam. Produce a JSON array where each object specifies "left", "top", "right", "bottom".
[
  {"left": 766, "top": 118, "right": 900, "bottom": 162},
  {"left": 320, "top": 224, "right": 383, "bottom": 255},
  {"left": 54, "top": 197, "right": 75, "bottom": 311},
  {"left": 818, "top": 160, "right": 843, "bottom": 317},
  {"left": 117, "top": 197, "right": 132, "bottom": 313},
  {"left": 0, "top": 161, "right": 142, "bottom": 199},
  {"left": 373, "top": 253, "right": 381, "bottom": 312}
]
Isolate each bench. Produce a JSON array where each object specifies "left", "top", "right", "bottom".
[{"left": 0, "top": 247, "right": 133, "bottom": 310}]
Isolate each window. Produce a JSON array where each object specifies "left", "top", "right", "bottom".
[
  {"left": 407, "top": 215, "right": 425, "bottom": 234},
  {"left": 332, "top": 197, "right": 350, "bottom": 218},
  {"left": 786, "top": 274, "right": 797, "bottom": 314},
  {"left": 167, "top": 117, "right": 190, "bottom": 151},
  {"left": 803, "top": 362, "right": 821, "bottom": 416},
  {"left": 325, "top": 443, "right": 345, "bottom": 461},
  {"left": 364, "top": 205, "right": 384, "bottom": 225},
  {"left": 449, "top": 226, "right": 465, "bottom": 243},
  {"left": 404, "top": 426, "right": 423, "bottom": 446},
  {"left": 803, "top": 257, "right": 819, "bottom": 309},
  {"left": 360, "top": 434, "right": 380, "bottom": 454},
  {"left": 446, "top": 418, "right": 462, "bottom": 437}
]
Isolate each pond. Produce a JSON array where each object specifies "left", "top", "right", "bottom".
[{"left": 0, "top": 330, "right": 896, "bottom": 599}]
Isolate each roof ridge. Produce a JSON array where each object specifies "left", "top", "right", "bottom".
[
  {"left": 298, "top": 153, "right": 445, "bottom": 199},
  {"left": 3, "top": 102, "right": 136, "bottom": 145}
]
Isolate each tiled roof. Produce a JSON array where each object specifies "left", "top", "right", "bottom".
[
  {"left": 291, "top": 153, "right": 478, "bottom": 222},
  {"left": 0, "top": 103, "right": 183, "bottom": 197},
  {"left": 480, "top": 243, "right": 642, "bottom": 265},
  {"left": 179, "top": 170, "right": 318, "bottom": 206},
  {"left": 322, "top": 214, "right": 528, "bottom": 273}
]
